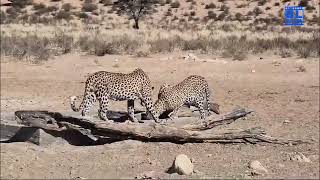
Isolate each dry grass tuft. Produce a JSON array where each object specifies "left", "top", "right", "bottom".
[{"left": 1, "top": 24, "right": 319, "bottom": 62}]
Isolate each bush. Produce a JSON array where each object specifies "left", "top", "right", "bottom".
[
  {"left": 205, "top": 3, "right": 216, "bottom": 9},
  {"left": 279, "top": 48, "right": 292, "bottom": 58},
  {"left": 297, "top": 46, "right": 312, "bottom": 58},
  {"left": 1, "top": 34, "right": 50, "bottom": 61},
  {"left": 100, "top": 0, "right": 113, "bottom": 6},
  {"left": 253, "top": 7, "right": 262, "bottom": 16},
  {"left": 34, "top": 5, "right": 58, "bottom": 15},
  {"left": 216, "top": 13, "right": 226, "bottom": 21},
  {"left": 55, "top": 10, "right": 73, "bottom": 20},
  {"left": 82, "top": 3, "right": 98, "bottom": 12},
  {"left": 0, "top": 32, "right": 76, "bottom": 62},
  {"left": 170, "top": 1, "right": 180, "bottom": 8},
  {"left": 207, "top": 11, "right": 216, "bottom": 19},
  {"left": 298, "top": 0, "right": 309, "bottom": 7},
  {"left": 6, "top": 7, "right": 20, "bottom": 16},
  {"left": 47, "top": 6, "right": 58, "bottom": 12},
  {"left": 258, "top": 0, "right": 267, "bottom": 6},
  {"left": 235, "top": 12, "right": 242, "bottom": 21},
  {"left": 0, "top": 11, "right": 6, "bottom": 24},
  {"left": 62, "top": 3, "right": 73, "bottom": 12},
  {"left": 11, "top": 0, "right": 33, "bottom": 9},
  {"left": 33, "top": 3, "right": 46, "bottom": 11},
  {"left": 78, "top": 12, "right": 89, "bottom": 19},
  {"left": 220, "top": 4, "right": 228, "bottom": 11},
  {"left": 159, "top": 0, "right": 166, "bottom": 6},
  {"left": 149, "top": 38, "right": 179, "bottom": 53}
]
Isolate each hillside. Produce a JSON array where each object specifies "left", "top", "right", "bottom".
[{"left": 0, "top": 0, "right": 319, "bottom": 29}]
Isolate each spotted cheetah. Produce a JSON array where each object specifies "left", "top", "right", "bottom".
[
  {"left": 154, "top": 75, "right": 216, "bottom": 122},
  {"left": 70, "top": 68, "right": 160, "bottom": 123}
]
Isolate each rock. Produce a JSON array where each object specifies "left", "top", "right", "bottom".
[
  {"left": 289, "top": 152, "right": 311, "bottom": 163},
  {"left": 193, "top": 169, "right": 205, "bottom": 176},
  {"left": 249, "top": 160, "right": 268, "bottom": 174},
  {"left": 207, "top": 154, "right": 212, "bottom": 157},
  {"left": 135, "top": 171, "right": 156, "bottom": 179},
  {"left": 251, "top": 69, "right": 256, "bottom": 73},
  {"left": 171, "top": 154, "right": 194, "bottom": 175},
  {"left": 182, "top": 53, "right": 199, "bottom": 61},
  {"left": 283, "top": 120, "right": 291, "bottom": 124},
  {"left": 297, "top": 65, "right": 306, "bottom": 72}
]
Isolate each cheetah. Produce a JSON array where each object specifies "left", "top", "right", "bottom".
[
  {"left": 153, "top": 75, "right": 218, "bottom": 122},
  {"left": 70, "top": 68, "right": 160, "bottom": 123}
]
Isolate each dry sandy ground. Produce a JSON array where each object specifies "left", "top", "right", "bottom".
[{"left": 0, "top": 52, "right": 319, "bottom": 179}]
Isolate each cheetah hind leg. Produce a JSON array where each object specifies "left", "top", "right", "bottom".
[
  {"left": 98, "top": 96, "right": 110, "bottom": 121},
  {"left": 140, "top": 97, "right": 161, "bottom": 123},
  {"left": 80, "top": 92, "right": 96, "bottom": 117},
  {"left": 168, "top": 108, "right": 179, "bottom": 121},
  {"left": 127, "top": 100, "right": 143, "bottom": 123},
  {"left": 196, "top": 100, "right": 208, "bottom": 126}
]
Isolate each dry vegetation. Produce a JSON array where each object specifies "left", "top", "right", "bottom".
[
  {"left": 0, "top": 0, "right": 319, "bottom": 62},
  {"left": 1, "top": 24, "right": 319, "bottom": 62}
]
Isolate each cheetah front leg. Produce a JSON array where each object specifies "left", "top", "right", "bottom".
[{"left": 141, "top": 96, "right": 161, "bottom": 123}]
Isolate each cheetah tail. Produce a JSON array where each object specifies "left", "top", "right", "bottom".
[
  {"left": 205, "top": 86, "right": 220, "bottom": 114},
  {"left": 70, "top": 96, "right": 81, "bottom": 112},
  {"left": 204, "top": 85, "right": 211, "bottom": 111}
]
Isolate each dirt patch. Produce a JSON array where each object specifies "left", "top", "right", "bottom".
[{"left": 1, "top": 53, "right": 319, "bottom": 179}]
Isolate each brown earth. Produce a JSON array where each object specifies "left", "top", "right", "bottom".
[{"left": 0, "top": 53, "right": 319, "bottom": 179}]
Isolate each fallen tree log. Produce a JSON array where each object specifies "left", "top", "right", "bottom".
[{"left": 13, "top": 107, "right": 310, "bottom": 145}]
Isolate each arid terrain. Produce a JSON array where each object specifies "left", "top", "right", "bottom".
[
  {"left": 1, "top": 52, "right": 319, "bottom": 179},
  {"left": 0, "top": 0, "right": 319, "bottom": 179}
]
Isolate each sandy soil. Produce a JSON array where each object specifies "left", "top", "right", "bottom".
[{"left": 0, "top": 52, "right": 319, "bottom": 179}]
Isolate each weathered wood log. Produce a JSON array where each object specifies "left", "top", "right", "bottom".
[
  {"left": 181, "top": 108, "right": 253, "bottom": 131},
  {"left": 12, "top": 108, "right": 310, "bottom": 145}
]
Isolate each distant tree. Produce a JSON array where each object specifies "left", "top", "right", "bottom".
[{"left": 113, "top": 0, "right": 158, "bottom": 29}]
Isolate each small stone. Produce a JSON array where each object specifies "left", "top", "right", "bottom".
[
  {"left": 251, "top": 69, "right": 256, "bottom": 73},
  {"left": 289, "top": 152, "right": 311, "bottom": 163},
  {"left": 193, "top": 169, "right": 205, "bottom": 176},
  {"left": 135, "top": 171, "right": 156, "bottom": 179},
  {"left": 171, "top": 154, "right": 194, "bottom": 175},
  {"left": 249, "top": 160, "right": 268, "bottom": 174},
  {"left": 207, "top": 154, "right": 212, "bottom": 157},
  {"left": 283, "top": 120, "right": 290, "bottom": 124}
]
